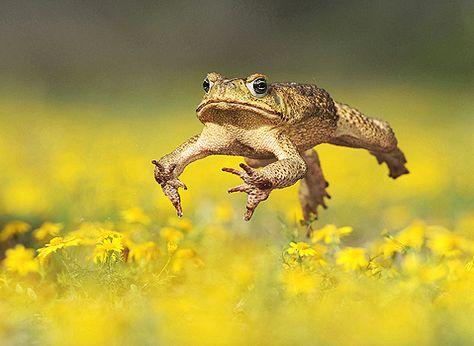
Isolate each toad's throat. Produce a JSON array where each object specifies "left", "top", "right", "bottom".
[{"left": 196, "top": 100, "right": 281, "bottom": 118}]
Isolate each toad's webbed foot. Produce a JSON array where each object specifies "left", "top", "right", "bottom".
[
  {"left": 370, "top": 148, "right": 409, "bottom": 179},
  {"left": 152, "top": 160, "right": 187, "bottom": 217},
  {"left": 222, "top": 163, "right": 274, "bottom": 221}
]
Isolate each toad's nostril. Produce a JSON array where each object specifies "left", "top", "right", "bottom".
[{"left": 219, "top": 81, "right": 236, "bottom": 95}]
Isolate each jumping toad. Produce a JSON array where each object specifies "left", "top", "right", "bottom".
[{"left": 152, "top": 72, "right": 409, "bottom": 224}]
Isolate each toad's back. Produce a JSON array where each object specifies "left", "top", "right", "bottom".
[{"left": 270, "top": 82, "right": 339, "bottom": 150}]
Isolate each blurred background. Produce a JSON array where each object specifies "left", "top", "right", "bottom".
[
  {"left": 0, "top": 0, "right": 473, "bottom": 238},
  {"left": 1, "top": 0, "right": 474, "bottom": 99}
]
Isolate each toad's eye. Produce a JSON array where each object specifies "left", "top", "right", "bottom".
[
  {"left": 247, "top": 77, "right": 268, "bottom": 97},
  {"left": 203, "top": 77, "right": 213, "bottom": 93}
]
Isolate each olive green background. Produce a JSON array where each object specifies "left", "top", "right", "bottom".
[{"left": 1, "top": 0, "right": 473, "bottom": 102}]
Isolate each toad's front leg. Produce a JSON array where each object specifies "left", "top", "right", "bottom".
[
  {"left": 153, "top": 130, "right": 226, "bottom": 217},
  {"left": 223, "top": 134, "right": 307, "bottom": 220}
]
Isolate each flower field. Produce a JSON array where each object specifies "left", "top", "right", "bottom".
[{"left": 1, "top": 84, "right": 474, "bottom": 345}]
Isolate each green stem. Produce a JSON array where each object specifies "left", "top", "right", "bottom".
[{"left": 156, "top": 255, "right": 173, "bottom": 280}]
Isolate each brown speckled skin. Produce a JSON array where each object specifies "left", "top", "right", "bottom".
[{"left": 153, "top": 72, "right": 409, "bottom": 223}]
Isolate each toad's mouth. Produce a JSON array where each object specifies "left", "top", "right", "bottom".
[{"left": 196, "top": 100, "right": 281, "bottom": 118}]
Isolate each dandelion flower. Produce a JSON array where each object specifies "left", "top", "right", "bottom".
[
  {"left": 0, "top": 221, "right": 31, "bottom": 241},
  {"left": 3, "top": 245, "right": 39, "bottom": 276}
]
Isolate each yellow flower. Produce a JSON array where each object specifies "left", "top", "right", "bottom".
[
  {"left": 311, "top": 224, "right": 352, "bottom": 244},
  {"left": 37, "top": 236, "right": 81, "bottom": 263},
  {"left": 96, "top": 230, "right": 123, "bottom": 243},
  {"left": 129, "top": 241, "right": 161, "bottom": 263},
  {"left": 367, "top": 259, "right": 398, "bottom": 279},
  {"left": 94, "top": 237, "right": 124, "bottom": 264},
  {"left": 427, "top": 227, "right": 464, "bottom": 257},
  {"left": 98, "top": 237, "right": 124, "bottom": 252},
  {"left": 336, "top": 247, "right": 369, "bottom": 271},
  {"left": 121, "top": 207, "right": 150, "bottom": 225},
  {"left": 3, "top": 245, "right": 39, "bottom": 276},
  {"left": 287, "top": 241, "right": 317, "bottom": 257},
  {"left": 310, "top": 243, "right": 328, "bottom": 266},
  {"left": 379, "top": 237, "right": 404, "bottom": 258},
  {"left": 160, "top": 227, "right": 184, "bottom": 244},
  {"left": 33, "top": 222, "right": 63, "bottom": 241},
  {"left": 396, "top": 221, "right": 425, "bottom": 250},
  {"left": 0, "top": 221, "right": 31, "bottom": 241},
  {"left": 402, "top": 253, "right": 447, "bottom": 283}
]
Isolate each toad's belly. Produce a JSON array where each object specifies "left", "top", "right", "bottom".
[
  {"left": 228, "top": 128, "right": 333, "bottom": 159},
  {"left": 201, "top": 116, "right": 336, "bottom": 159}
]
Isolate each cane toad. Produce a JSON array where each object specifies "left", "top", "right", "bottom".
[{"left": 152, "top": 72, "right": 409, "bottom": 224}]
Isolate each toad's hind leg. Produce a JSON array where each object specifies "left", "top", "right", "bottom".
[
  {"left": 298, "top": 150, "right": 331, "bottom": 233},
  {"left": 330, "top": 102, "right": 409, "bottom": 179},
  {"left": 245, "top": 149, "right": 331, "bottom": 225}
]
